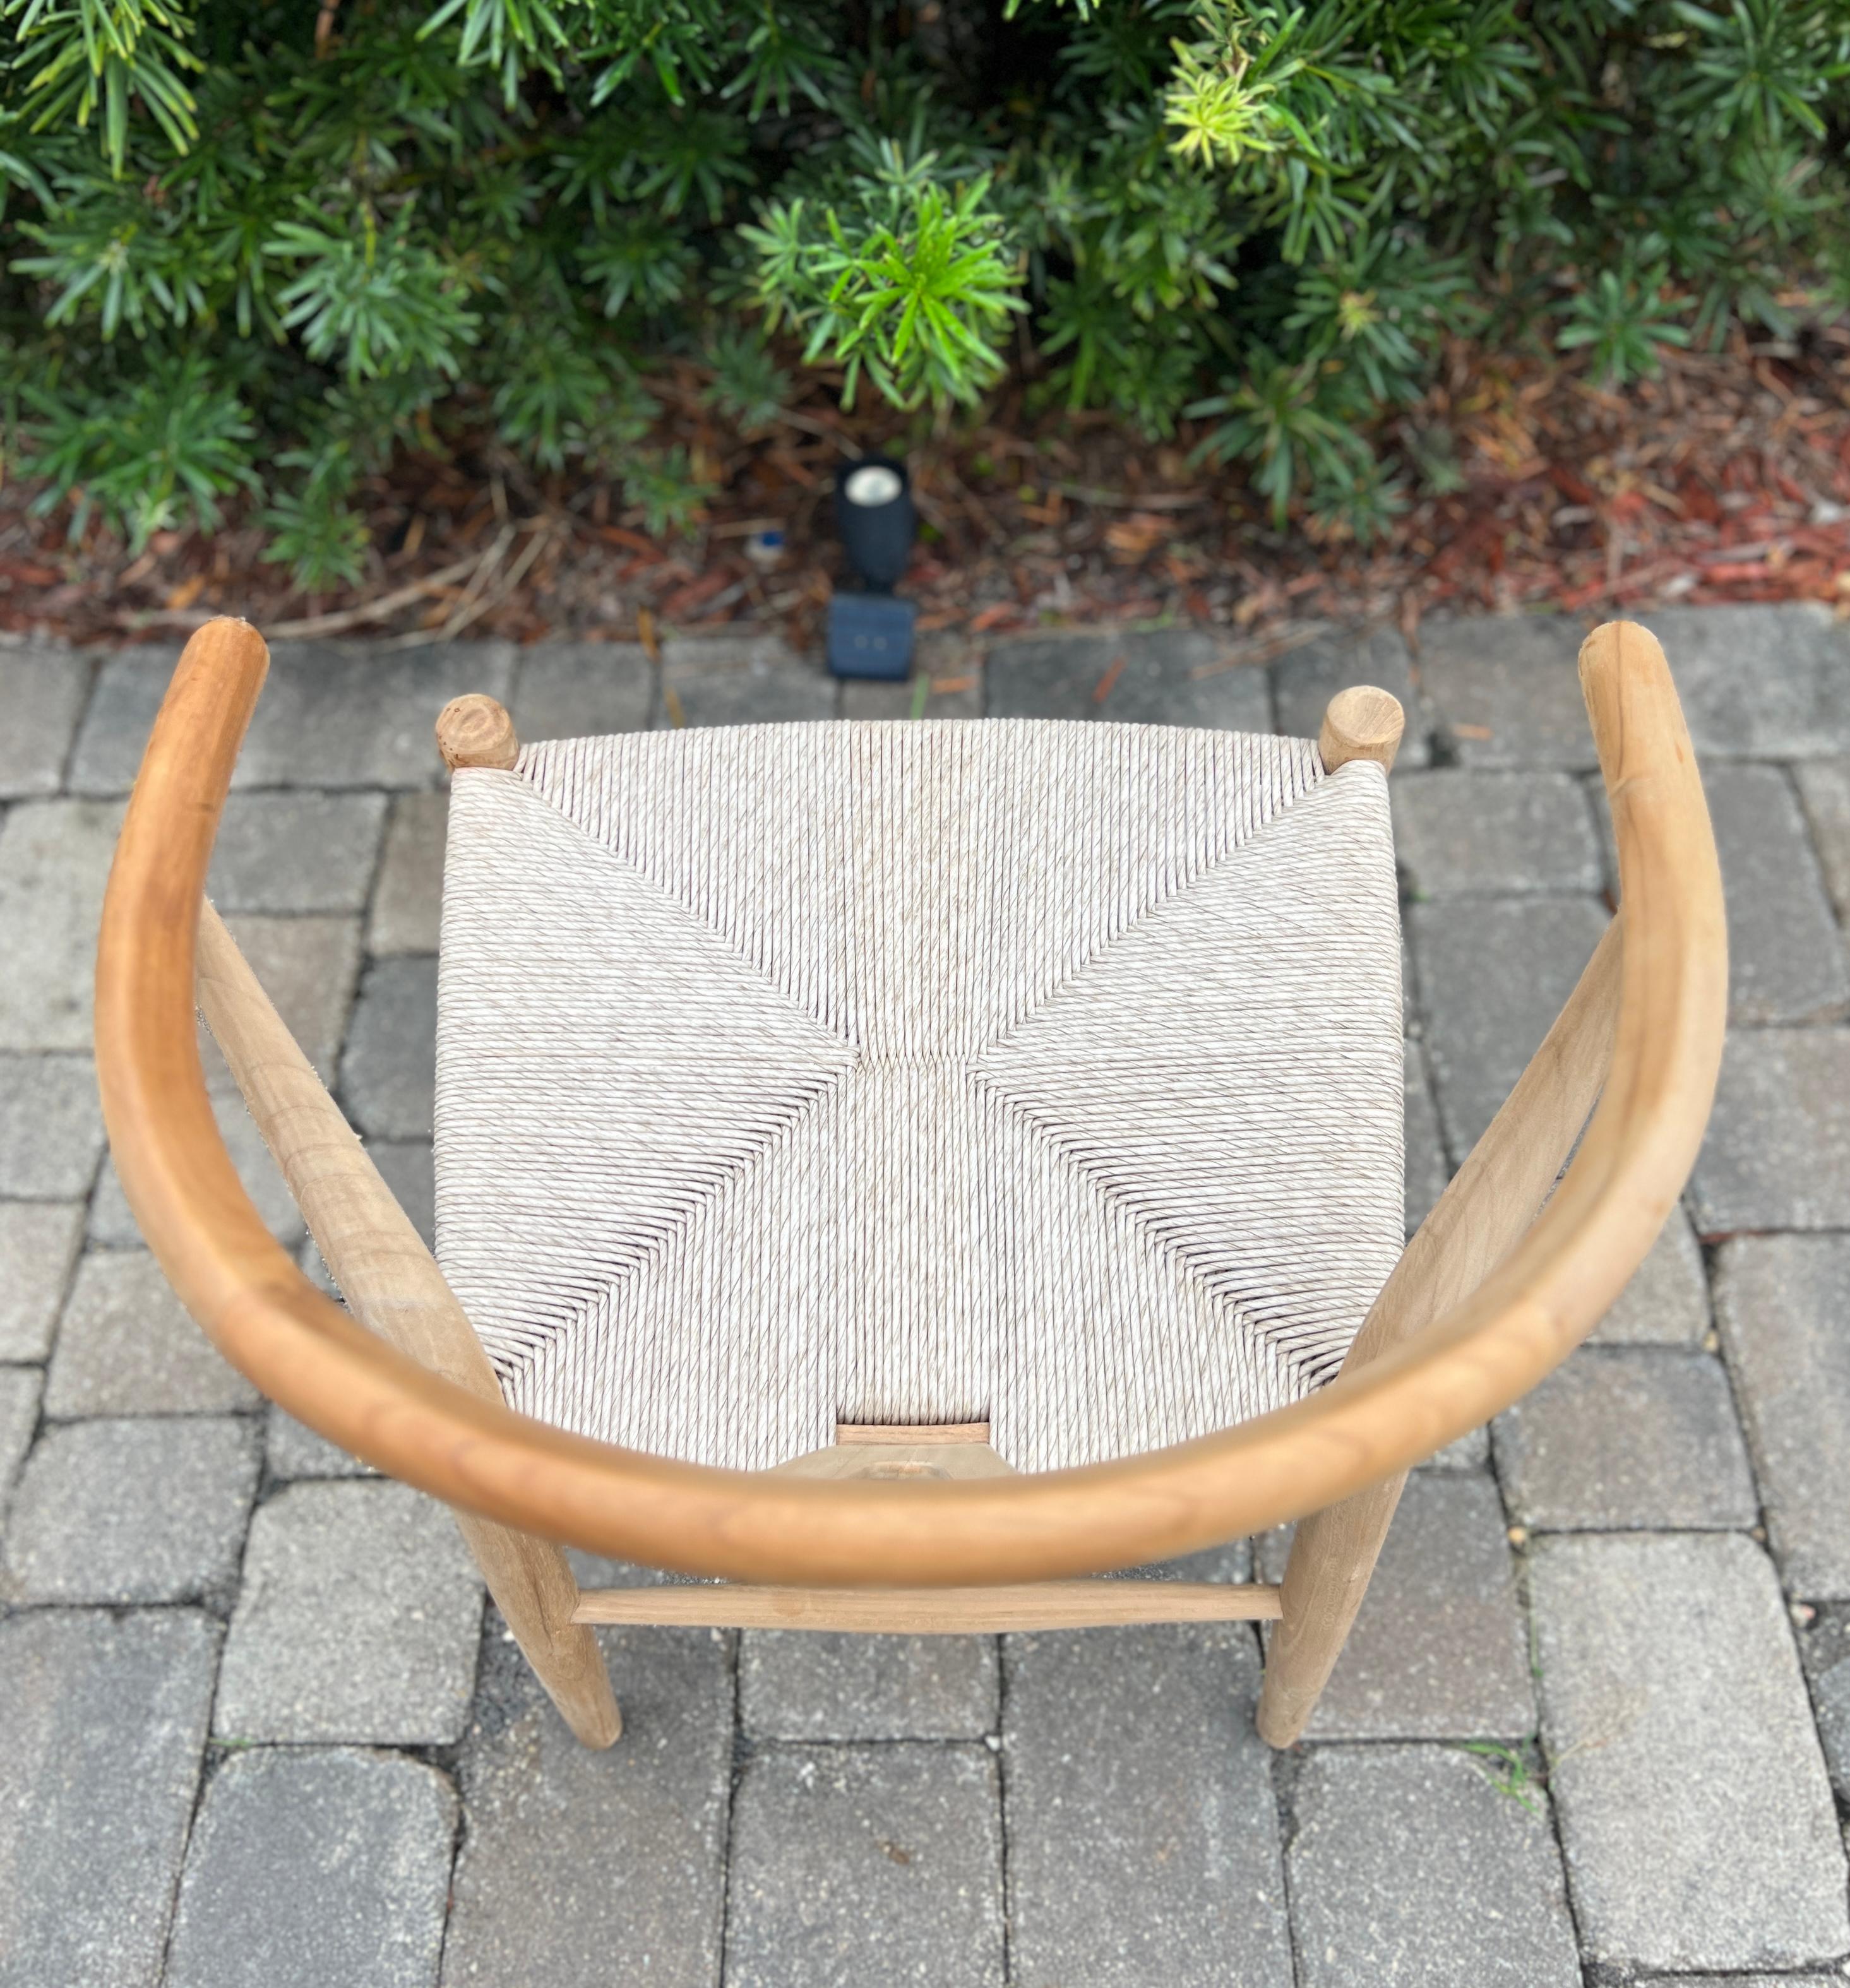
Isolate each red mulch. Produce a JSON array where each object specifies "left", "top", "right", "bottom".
[{"left": 3, "top": 321, "right": 1847, "bottom": 653}]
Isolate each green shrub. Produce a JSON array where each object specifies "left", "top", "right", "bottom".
[{"left": 3, "top": 0, "right": 1846, "bottom": 577}]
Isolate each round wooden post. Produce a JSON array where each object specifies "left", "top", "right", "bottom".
[
  {"left": 1319, "top": 686, "right": 1404, "bottom": 775},
  {"left": 438, "top": 694, "right": 519, "bottom": 771}
]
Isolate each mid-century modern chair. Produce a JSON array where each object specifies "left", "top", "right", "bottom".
[{"left": 96, "top": 616, "right": 1726, "bottom": 1752}]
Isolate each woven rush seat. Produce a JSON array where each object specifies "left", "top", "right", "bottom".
[{"left": 433, "top": 717, "right": 1404, "bottom": 1473}]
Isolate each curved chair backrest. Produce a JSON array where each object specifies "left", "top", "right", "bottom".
[{"left": 94, "top": 617, "right": 1727, "bottom": 1587}]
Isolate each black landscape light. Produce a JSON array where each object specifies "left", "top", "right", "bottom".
[{"left": 827, "top": 455, "right": 917, "bottom": 681}]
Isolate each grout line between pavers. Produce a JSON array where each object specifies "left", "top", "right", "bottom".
[
  {"left": 143, "top": 1597, "right": 236, "bottom": 1987},
  {"left": 993, "top": 1633, "right": 1012, "bottom": 1987},
  {"left": 1790, "top": 758, "right": 1850, "bottom": 955},
  {"left": 431, "top": 1764, "right": 468, "bottom": 1988},
  {"left": 1699, "top": 1231, "right": 1836, "bottom": 1752},
  {"left": 1260, "top": 657, "right": 1285, "bottom": 743},
  {"left": 425, "top": 1604, "right": 487, "bottom": 1988},
  {"left": 715, "top": 1625, "right": 744, "bottom": 1988},
  {"left": 54, "top": 652, "right": 105, "bottom": 797},
  {"left": 1779, "top": 756, "right": 1850, "bottom": 968},
  {"left": 1503, "top": 1545, "right": 1596, "bottom": 1975},
  {"left": 1479, "top": 1310, "right": 1602, "bottom": 1973},
  {"left": 1263, "top": 1624, "right": 1309, "bottom": 1988},
  {"left": 0, "top": 1021, "right": 135, "bottom": 1566},
  {"left": 726, "top": 1729, "right": 1000, "bottom": 1750},
  {"left": 342, "top": 789, "right": 397, "bottom": 972}
]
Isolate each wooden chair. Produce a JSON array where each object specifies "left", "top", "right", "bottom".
[{"left": 95, "top": 617, "right": 1726, "bottom": 1752}]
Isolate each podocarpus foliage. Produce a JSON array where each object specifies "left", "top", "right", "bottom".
[{"left": 3, "top": 1, "right": 1846, "bottom": 584}]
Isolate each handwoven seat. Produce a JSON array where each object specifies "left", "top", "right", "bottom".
[{"left": 433, "top": 717, "right": 1404, "bottom": 1473}]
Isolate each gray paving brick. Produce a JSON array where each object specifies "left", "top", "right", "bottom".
[
  {"left": 1585, "top": 773, "right": 1621, "bottom": 898},
  {"left": 1795, "top": 758, "right": 1850, "bottom": 922},
  {"left": 1273, "top": 623, "right": 1429, "bottom": 763},
  {"left": 208, "top": 912, "right": 361, "bottom": 1093},
  {"left": 340, "top": 956, "right": 436, "bottom": 1140},
  {"left": 215, "top": 1479, "right": 482, "bottom": 1744},
  {"left": 838, "top": 674, "right": 917, "bottom": 719},
  {"left": 1004, "top": 1623, "right": 1291, "bottom": 1988},
  {"left": 1402, "top": 1039, "right": 1449, "bottom": 1233},
  {"left": 0, "top": 796, "right": 122, "bottom": 1049},
  {"left": 1417, "top": 615, "right": 1593, "bottom": 768},
  {"left": 301, "top": 1231, "right": 338, "bottom": 1294},
  {"left": 0, "top": 1052, "right": 105, "bottom": 1194},
  {"left": 0, "top": 1197, "right": 83, "bottom": 1357},
  {"left": 917, "top": 632, "right": 989, "bottom": 720},
  {"left": 441, "top": 1619, "right": 731, "bottom": 1987},
  {"left": 1421, "top": 1422, "right": 1491, "bottom": 1471},
  {"left": 66, "top": 640, "right": 190, "bottom": 792},
  {"left": 727, "top": 1742, "right": 1003, "bottom": 1988},
  {"left": 838, "top": 633, "right": 987, "bottom": 721},
  {"left": 741, "top": 1632, "right": 998, "bottom": 1740},
  {"left": 0, "top": 1363, "right": 41, "bottom": 1523},
  {"left": 91, "top": 1087, "right": 306, "bottom": 1248},
  {"left": 1, "top": 642, "right": 92, "bottom": 798},
  {"left": 208, "top": 790, "right": 388, "bottom": 913},
  {"left": 1690, "top": 1027, "right": 1850, "bottom": 1232},
  {"left": 370, "top": 1138, "right": 434, "bottom": 1246},
  {"left": 1705, "top": 761, "right": 1850, "bottom": 1024},
  {"left": 1411, "top": 896, "right": 1609, "bottom": 1154},
  {"left": 838, "top": 677, "right": 982, "bottom": 721},
  {"left": 1256, "top": 1472, "right": 1533, "bottom": 1739},
  {"left": 1392, "top": 771, "right": 1601, "bottom": 896},
  {"left": 167, "top": 1747, "right": 457, "bottom": 1988},
  {"left": 1644, "top": 602, "right": 1850, "bottom": 758},
  {"left": 84, "top": 1162, "right": 143, "bottom": 1247},
  {"left": 1714, "top": 1234, "right": 1850, "bottom": 1598},
  {"left": 367, "top": 792, "right": 446, "bottom": 955},
  {"left": 563, "top": 1545, "right": 693, "bottom": 1592},
  {"left": 1126, "top": 1536, "right": 1255, "bottom": 1583},
  {"left": 266, "top": 1402, "right": 379, "bottom": 1479},
  {"left": 1492, "top": 1348, "right": 1755, "bottom": 1530},
  {"left": 511, "top": 638, "right": 653, "bottom": 739},
  {"left": 1589, "top": 1206, "right": 1709, "bottom": 1345},
  {"left": 1287, "top": 1744, "right": 1580, "bottom": 1988},
  {"left": 2, "top": 1415, "right": 258, "bottom": 1602},
  {"left": 72, "top": 640, "right": 516, "bottom": 792},
  {"left": 45, "top": 1247, "right": 259, "bottom": 1416},
  {"left": 986, "top": 628, "right": 1272, "bottom": 731},
  {"left": 0, "top": 1608, "right": 218, "bottom": 1987},
  {"left": 1532, "top": 1532, "right": 1847, "bottom": 1969},
  {"left": 659, "top": 632, "right": 833, "bottom": 727}
]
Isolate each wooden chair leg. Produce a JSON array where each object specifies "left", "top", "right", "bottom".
[
  {"left": 192, "top": 902, "right": 621, "bottom": 1745},
  {"left": 1258, "top": 882, "right": 1630, "bottom": 1748},
  {"left": 461, "top": 1514, "right": 621, "bottom": 1748},
  {"left": 1256, "top": 1471, "right": 1404, "bottom": 1747}
]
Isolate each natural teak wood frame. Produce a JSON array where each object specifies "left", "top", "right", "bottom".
[{"left": 95, "top": 618, "right": 1726, "bottom": 1752}]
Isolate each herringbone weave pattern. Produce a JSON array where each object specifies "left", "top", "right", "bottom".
[{"left": 434, "top": 719, "right": 1404, "bottom": 1472}]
